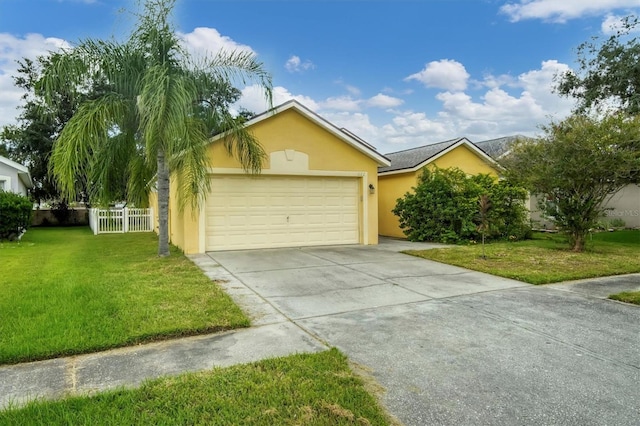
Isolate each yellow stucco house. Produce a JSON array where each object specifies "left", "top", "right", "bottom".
[
  {"left": 378, "top": 137, "right": 501, "bottom": 238},
  {"left": 158, "top": 100, "right": 390, "bottom": 253}
]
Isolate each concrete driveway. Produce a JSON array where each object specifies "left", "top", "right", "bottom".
[{"left": 207, "top": 239, "right": 640, "bottom": 426}]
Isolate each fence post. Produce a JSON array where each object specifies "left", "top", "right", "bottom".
[
  {"left": 90, "top": 209, "right": 97, "bottom": 235},
  {"left": 149, "top": 207, "right": 154, "bottom": 232},
  {"left": 123, "top": 207, "right": 128, "bottom": 233}
]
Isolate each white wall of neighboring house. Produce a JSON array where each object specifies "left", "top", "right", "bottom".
[
  {"left": 0, "top": 156, "right": 32, "bottom": 196},
  {"left": 602, "top": 184, "right": 640, "bottom": 229},
  {"left": 528, "top": 184, "right": 640, "bottom": 230}
]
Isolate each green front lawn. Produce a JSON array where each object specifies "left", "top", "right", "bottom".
[
  {"left": 0, "top": 227, "right": 249, "bottom": 365},
  {"left": 0, "top": 349, "right": 395, "bottom": 425},
  {"left": 405, "top": 230, "right": 640, "bottom": 285}
]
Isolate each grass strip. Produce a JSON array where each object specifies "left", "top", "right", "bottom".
[
  {"left": 609, "top": 291, "right": 640, "bottom": 305},
  {"left": 404, "top": 230, "right": 640, "bottom": 285},
  {"left": 0, "top": 227, "right": 248, "bottom": 365},
  {"left": 0, "top": 349, "right": 394, "bottom": 425}
]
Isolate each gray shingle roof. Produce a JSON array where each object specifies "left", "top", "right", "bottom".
[
  {"left": 475, "top": 135, "right": 529, "bottom": 160},
  {"left": 378, "top": 137, "right": 466, "bottom": 173}
]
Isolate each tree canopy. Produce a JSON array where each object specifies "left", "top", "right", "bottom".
[
  {"left": 503, "top": 113, "right": 640, "bottom": 252},
  {"left": 555, "top": 15, "right": 640, "bottom": 115},
  {"left": 0, "top": 56, "right": 86, "bottom": 204},
  {"left": 40, "top": 0, "right": 272, "bottom": 256}
]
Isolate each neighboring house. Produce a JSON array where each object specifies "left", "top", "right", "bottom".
[
  {"left": 151, "top": 100, "right": 390, "bottom": 254},
  {"left": 475, "top": 135, "right": 640, "bottom": 229},
  {"left": 378, "top": 137, "right": 501, "bottom": 238},
  {"left": 473, "top": 135, "right": 525, "bottom": 160},
  {"left": 0, "top": 155, "right": 33, "bottom": 196}
]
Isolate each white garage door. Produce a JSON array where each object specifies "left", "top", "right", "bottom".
[{"left": 205, "top": 175, "right": 360, "bottom": 250}]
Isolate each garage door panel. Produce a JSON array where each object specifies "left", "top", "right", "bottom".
[{"left": 205, "top": 175, "right": 360, "bottom": 250}]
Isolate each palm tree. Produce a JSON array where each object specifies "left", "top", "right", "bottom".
[{"left": 40, "top": 0, "right": 272, "bottom": 256}]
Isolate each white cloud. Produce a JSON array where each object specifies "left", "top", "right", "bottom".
[
  {"left": 178, "top": 27, "right": 254, "bottom": 61},
  {"left": 237, "top": 84, "right": 319, "bottom": 114},
  {"left": 320, "top": 96, "right": 361, "bottom": 111},
  {"left": 345, "top": 85, "right": 361, "bottom": 96},
  {"left": 321, "top": 111, "right": 380, "bottom": 144},
  {"left": 367, "top": 93, "right": 404, "bottom": 108},
  {"left": 380, "top": 111, "right": 451, "bottom": 148},
  {"left": 285, "top": 55, "right": 315, "bottom": 73},
  {"left": 333, "top": 79, "right": 361, "bottom": 96},
  {"left": 601, "top": 13, "right": 640, "bottom": 34},
  {"left": 0, "top": 33, "right": 71, "bottom": 130},
  {"left": 241, "top": 59, "right": 575, "bottom": 154},
  {"left": 405, "top": 59, "right": 470, "bottom": 92},
  {"left": 428, "top": 60, "right": 574, "bottom": 142},
  {"left": 500, "top": 0, "right": 640, "bottom": 23}
]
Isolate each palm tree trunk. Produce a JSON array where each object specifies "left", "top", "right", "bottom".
[{"left": 157, "top": 148, "right": 170, "bottom": 257}]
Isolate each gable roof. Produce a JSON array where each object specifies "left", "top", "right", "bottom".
[
  {"left": 475, "top": 135, "right": 530, "bottom": 160},
  {"left": 0, "top": 155, "right": 33, "bottom": 188},
  {"left": 211, "top": 100, "right": 390, "bottom": 167},
  {"left": 379, "top": 137, "right": 500, "bottom": 175}
]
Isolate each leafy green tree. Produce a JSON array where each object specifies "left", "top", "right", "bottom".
[
  {"left": 40, "top": 0, "right": 272, "bottom": 256},
  {"left": 0, "top": 57, "right": 85, "bottom": 204},
  {"left": 556, "top": 15, "right": 640, "bottom": 115},
  {"left": 392, "top": 167, "right": 529, "bottom": 244},
  {"left": 503, "top": 113, "right": 640, "bottom": 252}
]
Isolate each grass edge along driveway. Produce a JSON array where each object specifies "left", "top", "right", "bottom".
[
  {"left": 0, "top": 349, "right": 398, "bottom": 425},
  {"left": 0, "top": 227, "right": 249, "bottom": 365},
  {"left": 404, "top": 230, "right": 640, "bottom": 293}
]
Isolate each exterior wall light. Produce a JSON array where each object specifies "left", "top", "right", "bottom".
[{"left": 369, "top": 183, "right": 375, "bottom": 194}]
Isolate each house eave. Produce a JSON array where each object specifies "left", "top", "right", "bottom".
[{"left": 18, "top": 171, "right": 34, "bottom": 188}]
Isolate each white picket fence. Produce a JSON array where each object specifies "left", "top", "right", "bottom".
[{"left": 89, "top": 208, "right": 154, "bottom": 235}]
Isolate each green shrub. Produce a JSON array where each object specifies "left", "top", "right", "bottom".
[
  {"left": 392, "top": 167, "right": 530, "bottom": 243},
  {"left": 0, "top": 191, "right": 33, "bottom": 241},
  {"left": 608, "top": 218, "right": 626, "bottom": 228}
]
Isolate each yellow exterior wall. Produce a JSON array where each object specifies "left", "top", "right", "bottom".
[
  {"left": 378, "top": 144, "right": 499, "bottom": 238},
  {"left": 169, "top": 107, "right": 382, "bottom": 253},
  {"left": 148, "top": 181, "right": 199, "bottom": 254},
  {"left": 148, "top": 191, "right": 159, "bottom": 233},
  {"left": 378, "top": 172, "right": 419, "bottom": 238},
  {"left": 430, "top": 145, "right": 499, "bottom": 177}
]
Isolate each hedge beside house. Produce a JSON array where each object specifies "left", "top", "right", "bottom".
[{"left": 0, "top": 191, "right": 33, "bottom": 241}]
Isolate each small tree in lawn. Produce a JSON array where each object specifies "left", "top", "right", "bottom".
[
  {"left": 477, "top": 194, "right": 492, "bottom": 259},
  {"left": 503, "top": 113, "right": 640, "bottom": 252}
]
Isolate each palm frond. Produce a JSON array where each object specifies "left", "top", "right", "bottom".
[{"left": 203, "top": 49, "right": 273, "bottom": 107}]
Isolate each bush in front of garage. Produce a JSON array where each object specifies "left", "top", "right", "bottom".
[{"left": 392, "top": 167, "right": 530, "bottom": 244}]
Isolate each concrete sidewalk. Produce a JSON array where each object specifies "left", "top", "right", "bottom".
[{"left": 0, "top": 253, "right": 326, "bottom": 410}]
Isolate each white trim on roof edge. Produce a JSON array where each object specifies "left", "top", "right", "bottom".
[
  {"left": 0, "top": 155, "right": 29, "bottom": 173},
  {"left": 209, "top": 100, "right": 391, "bottom": 167},
  {"left": 378, "top": 137, "right": 503, "bottom": 176},
  {"left": 0, "top": 155, "right": 33, "bottom": 188}
]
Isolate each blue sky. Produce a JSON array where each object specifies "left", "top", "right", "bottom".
[{"left": 1, "top": 0, "right": 639, "bottom": 153}]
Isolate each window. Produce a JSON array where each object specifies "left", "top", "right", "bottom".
[{"left": 0, "top": 175, "right": 12, "bottom": 192}]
